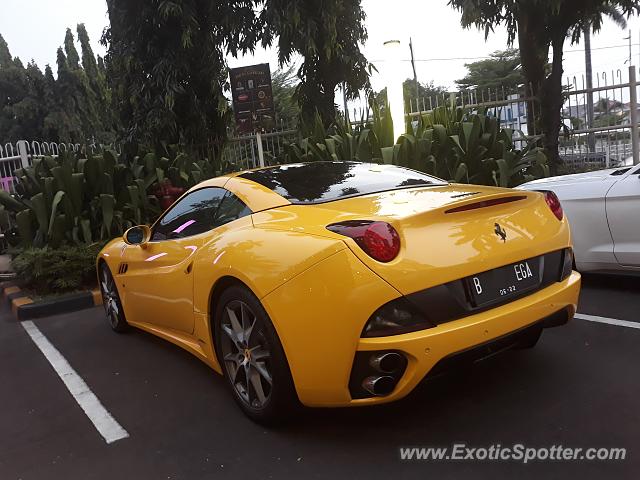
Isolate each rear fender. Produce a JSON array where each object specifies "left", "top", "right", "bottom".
[{"left": 192, "top": 221, "right": 346, "bottom": 316}]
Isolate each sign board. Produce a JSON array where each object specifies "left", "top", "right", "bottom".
[{"left": 229, "top": 63, "right": 276, "bottom": 135}]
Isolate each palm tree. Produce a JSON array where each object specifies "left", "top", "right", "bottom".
[{"left": 448, "top": 0, "right": 640, "bottom": 174}]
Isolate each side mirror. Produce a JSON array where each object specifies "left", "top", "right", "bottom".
[{"left": 123, "top": 225, "right": 151, "bottom": 246}]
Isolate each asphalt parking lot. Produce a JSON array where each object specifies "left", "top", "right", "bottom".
[{"left": 1, "top": 274, "right": 639, "bottom": 480}]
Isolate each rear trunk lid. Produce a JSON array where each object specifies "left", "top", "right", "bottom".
[{"left": 252, "top": 184, "right": 571, "bottom": 295}]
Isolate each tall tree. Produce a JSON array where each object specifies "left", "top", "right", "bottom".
[
  {"left": 15, "top": 62, "right": 48, "bottom": 139},
  {"left": 77, "top": 24, "right": 113, "bottom": 142},
  {"left": 42, "top": 64, "right": 63, "bottom": 140},
  {"left": 262, "top": 0, "right": 372, "bottom": 128},
  {"left": 53, "top": 47, "right": 83, "bottom": 141},
  {"left": 0, "top": 30, "right": 115, "bottom": 143},
  {"left": 0, "top": 33, "right": 12, "bottom": 68},
  {"left": 103, "top": 0, "right": 261, "bottom": 150},
  {"left": 448, "top": 0, "right": 640, "bottom": 173},
  {"left": 456, "top": 48, "right": 524, "bottom": 92},
  {"left": 64, "top": 28, "right": 81, "bottom": 70},
  {"left": 0, "top": 35, "right": 40, "bottom": 141},
  {"left": 77, "top": 24, "right": 99, "bottom": 80}
]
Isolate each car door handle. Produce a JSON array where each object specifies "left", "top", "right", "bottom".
[{"left": 185, "top": 262, "right": 193, "bottom": 274}]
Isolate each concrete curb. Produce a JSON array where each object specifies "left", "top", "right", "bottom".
[{"left": 1, "top": 282, "right": 102, "bottom": 321}]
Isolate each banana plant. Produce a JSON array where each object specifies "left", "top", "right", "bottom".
[
  {"left": 0, "top": 146, "right": 218, "bottom": 248},
  {"left": 278, "top": 102, "right": 547, "bottom": 189},
  {"left": 390, "top": 105, "right": 549, "bottom": 187}
]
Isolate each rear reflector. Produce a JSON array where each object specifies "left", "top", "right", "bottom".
[
  {"left": 444, "top": 195, "right": 527, "bottom": 214},
  {"left": 327, "top": 220, "right": 400, "bottom": 263}
]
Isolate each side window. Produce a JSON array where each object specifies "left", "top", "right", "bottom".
[
  {"left": 214, "top": 192, "right": 252, "bottom": 228},
  {"left": 151, "top": 188, "right": 226, "bottom": 241}
]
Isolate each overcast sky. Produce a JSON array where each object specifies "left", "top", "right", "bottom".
[{"left": 2, "top": 0, "right": 640, "bottom": 93}]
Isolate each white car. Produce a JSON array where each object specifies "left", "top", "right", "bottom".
[{"left": 519, "top": 164, "right": 640, "bottom": 275}]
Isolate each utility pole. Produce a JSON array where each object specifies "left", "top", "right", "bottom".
[
  {"left": 584, "top": 26, "right": 595, "bottom": 153},
  {"left": 624, "top": 29, "right": 632, "bottom": 65},
  {"left": 409, "top": 37, "right": 419, "bottom": 110}
]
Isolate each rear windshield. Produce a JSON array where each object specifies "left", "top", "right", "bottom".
[{"left": 239, "top": 162, "right": 446, "bottom": 204}]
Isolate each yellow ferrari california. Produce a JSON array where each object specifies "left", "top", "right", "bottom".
[{"left": 97, "top": 161, "right": 581, "bottom": 422}]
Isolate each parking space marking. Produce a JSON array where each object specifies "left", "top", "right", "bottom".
[
  {"left": 575, "top": 313, "right": 640, "bottom": 330},
  {"left": 21, "top": 321, "right": 129, "bottom": 444}
]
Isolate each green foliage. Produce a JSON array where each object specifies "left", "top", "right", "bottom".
[
  {"left": 0, "top": 149, "right": 219, "bottom": 248},
  {"left": 283, "top": 101, "right": 397, "bottom": 165},
  {"left": 261, "top": 0, "right": 372, "bottom": 127},
  {"left": 394, "top": 106, "right": 549, "bottom": 187},
  {"left": 0, "top": 35, "right": 48, "bottom": 141},
  {"left": 271, "top": 65, "right": 300, "bottom": 127},
  {"left": 11, "top": 244, "right": 103, "bottom": 295},
  {"left": 448, "top": 0, "right": 640, "bottom": 173},
  {"left": 456, "top": 49, "right": 524, "bottom": 92},
  {"left": 64, "top": 28, "right": 81, "bottom": 70},
  {"left": 0, "top": 28, "right": 115, "bottom": 144},
  {"left": 103, "top": 0, "right": 260, "bottom": 149},
  {"left": 280, "top": 104, "right": 548, "bottom": 188},
  {"left": 0, "top": 34, "right": 11, "bottom": 68}
]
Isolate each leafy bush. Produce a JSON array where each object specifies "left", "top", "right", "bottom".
[
  {"left": 11, "top": 244, "right": 104, "bottom": 295},
  {"left": 280, "top": 103, "right": 549, "bottom": 188},
  {"left": 0, "top": 147, "right": 220, "bottom": 248},
  {"left": 393, "top": 105, "right": 549, "bottom": 187}
]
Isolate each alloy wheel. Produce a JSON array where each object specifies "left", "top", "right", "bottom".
[
  {"left": 220, "top": 300, "right": 273, "bottom": 409},
  {"left": 100, "top": 267, "right": 120, "bottom": 328}
]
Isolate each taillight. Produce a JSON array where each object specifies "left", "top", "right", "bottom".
[
  {"left": 543, "top": 191, "right": 563, "bottom": 221},
  {"left": 327, "top": 220, "right": 401, "bottom": 262}
]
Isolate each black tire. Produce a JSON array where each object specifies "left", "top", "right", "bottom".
[
  {"left": 99, "top": 263, "right": 129, "bottom": 333},
  {"left": 214, "top": 285, "right": 298, "bottom": 425},
  {"left": 516, "top": 326, "right": 543, "bottom": 349}
]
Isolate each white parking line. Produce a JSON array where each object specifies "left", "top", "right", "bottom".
[
  {"left": 21, "top": 321, "right": 129, "bottom": 444},
  {"left": 575, "top": 313, "right": 640, "bottom": 330}
]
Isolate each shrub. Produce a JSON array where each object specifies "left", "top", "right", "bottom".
[
  {"left": 280, "top": 103, "right": 549, "bottom": 188},
  {"left": 11, "top": 244, "right": 104, "bottom": 295},
  {"left": 0, "top": 147, "right": 220, "bottom": 249}
]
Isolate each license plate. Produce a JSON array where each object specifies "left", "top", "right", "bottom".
[{"left": 465, "top": 258, "right": 541, "bottom": 308}]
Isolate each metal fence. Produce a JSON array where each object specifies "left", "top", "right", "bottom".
[
  {"left": 1, "top": 141, "right": 73, "bottom": 193},
  {"left": 0, "top": 140, "right": 108, "bottom": 192},
  {"left": 0, "top": 129, "right": 300, "bottom": 195},
  {"left": 5, "top": 66, "right": 640, "bottom": 187},
  {"left": 220, "top": 128, "right": 299, "bottom": 170},
  {"left": 404, "top": 65, "right": 640, "bottom": 171}
]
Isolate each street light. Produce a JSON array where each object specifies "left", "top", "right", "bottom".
[{"left": 383, "top": 39, "right": 405, "bottom": 142}]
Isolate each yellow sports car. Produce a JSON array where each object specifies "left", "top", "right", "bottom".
[{"left": 97, "top": 162, "right": 581, "bottom": 422}]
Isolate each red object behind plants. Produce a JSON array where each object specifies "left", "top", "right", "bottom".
[{"left": 155, "top": 179, "right": 185, "bottom": 210}]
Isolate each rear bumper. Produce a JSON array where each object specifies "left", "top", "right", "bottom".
[
  {"left": 347, "top": 271, "right": 580, "bottom": 407},
  {"left": 263, "top": 245, "right": 580, "bottom": 408},
  {"left": 424, "top": 309, "right": 568, "bottom": 379}
]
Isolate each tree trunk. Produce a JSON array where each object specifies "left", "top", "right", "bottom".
[
  {"left": 540, "top": 34, "right": 566, "bottom": 176},
  {"left": 298, "top": 77, "right": 337, "bottom": 130},
  {"left": 318, "top": 77, "right": 339, "bottom": 128},
  {"left": 517, "top": 13, "right": 548, "bottom": 137},
  {"left": 584, "top": 26, "right": 596, "bottom": 152}
]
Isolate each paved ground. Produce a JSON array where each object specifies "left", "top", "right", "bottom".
[{"left": 1, "top": 273, "right": 639, "bottom": 479}]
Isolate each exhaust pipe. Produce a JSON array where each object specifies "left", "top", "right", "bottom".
[
  {"left": 362, "top": 376, "right": 396, "bottom": 396},
  {"left": 369, "top": 352, "right": 403, "bottom": 373}
]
